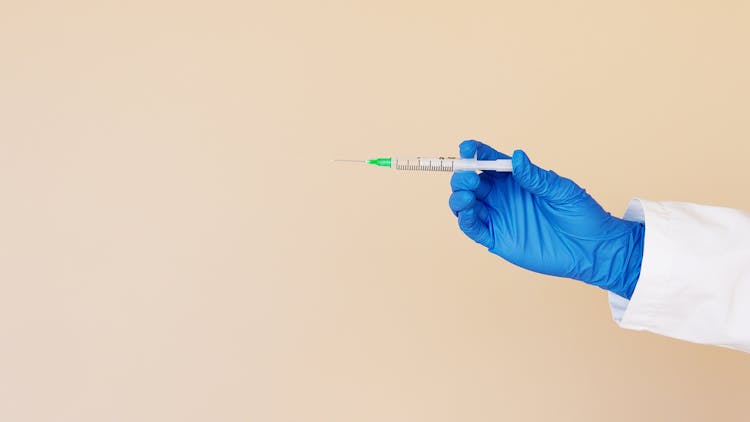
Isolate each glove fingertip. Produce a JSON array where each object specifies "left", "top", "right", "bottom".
[
  {"left": 457, "top": 209, "right": 492, "bottom": 247},
  {"left": 449, "top": 191, "right": 475, "bottom": 215},
  {"left": 511, "top": 149, "right": 529, "bottom": 173},
  {"left": 450, "top": 171, "right": 480, "bottom": 191},
  {"left": 457, "top": 208, "right": 474, "bottom": 228},
  {"left": 459, "top": 140, "right": 478, "bottom": 159},
  {"left": 451, "top": 171, "right": 478, "bottom": 192}
]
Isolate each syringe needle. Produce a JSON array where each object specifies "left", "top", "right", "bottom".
[{"left": 333, "top": 159, "right": 366, "bottom": 163}]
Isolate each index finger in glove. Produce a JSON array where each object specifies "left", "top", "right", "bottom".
[
  {"left": 450, "top": 171, "right": 480, "bottom": 192},
  {"left": 451, "top": 171, "right": 492, "bottom": 199}
]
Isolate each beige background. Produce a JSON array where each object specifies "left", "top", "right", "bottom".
[{"left": 1, "top": 1, "right": 750, "bottom": 421}]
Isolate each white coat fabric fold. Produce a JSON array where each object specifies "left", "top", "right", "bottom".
[{"left": 610, "top": 199, "right": 750, "bottom": 353}]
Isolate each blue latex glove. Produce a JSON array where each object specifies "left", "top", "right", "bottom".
[{"left": 449, "top": 140, "right": 644, "bottom": 299}]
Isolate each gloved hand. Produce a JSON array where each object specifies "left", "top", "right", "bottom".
[{"left": 449, "top": 140, "right": 644, "bottom": 299}]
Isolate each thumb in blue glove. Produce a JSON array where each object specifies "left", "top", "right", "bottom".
[{"left": 449, "top": 140, "right": 644, "bottom": 299}]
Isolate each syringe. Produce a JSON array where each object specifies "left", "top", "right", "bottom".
[{"left": 334, "top": 157, "right": 513, "bottom": 172}]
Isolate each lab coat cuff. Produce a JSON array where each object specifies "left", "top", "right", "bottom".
[{"left": 608, "top": 198, "right": 677, "bottom": 331}]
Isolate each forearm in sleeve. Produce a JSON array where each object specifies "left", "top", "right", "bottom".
[{"left": 609, "top": 199, "right": 750, "bottom": 353}]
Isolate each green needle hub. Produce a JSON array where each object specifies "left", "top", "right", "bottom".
[{"left": 366, "top": 157, "right": 392, "bottom": 167}]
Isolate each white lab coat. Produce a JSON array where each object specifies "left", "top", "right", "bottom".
[{"left": 609, "top": 199, "right": 750, "bottom": 353}]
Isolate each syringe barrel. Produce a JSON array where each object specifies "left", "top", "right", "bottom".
[
  {"left": 388, "top": 157, "right": 513, "bottom": 172},
  {"left": 452, "top": 158, "right": 512, "bottom": 172}
]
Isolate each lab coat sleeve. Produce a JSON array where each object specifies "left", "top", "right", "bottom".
[{"left": 609, "top": 199, "right": 750, "bottom": 353}]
